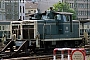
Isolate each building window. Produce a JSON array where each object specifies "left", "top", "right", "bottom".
[
  {"left": 34, "top": 10, "right": 36, "bottom": 13},
  {"left": 0, "top": 26, "right": 1, "bottom": 30},
  {"left": 23, "top": 16, "right": 24, "bottom": 20},
  {"left": 31, "top": 10, "right": 33, "bottom": 11},
  {"left": 20, "top": 0, "right": 21, "bottom": 2},
  {"left": 20, "top": 6, "right": 21, "bottom": 13},
  {"left": 23, "top": 0, "right": 24, "bottom": 3},
  {"left": 88, "top": 11, "right": 90, "bottom": 15},
  {"left": 2, "top": 26, "right": 4, "bottom": 30},
  {"left": 23, "top": 6, "right": 24, "bottom": 13},
  {"left": 28, "top": 10, "right": 31, "bottom": 13},
  {"left": 0, "top": 2, "right": 1, "bottom": 8},
  {"left": 20, "top": 16, "right": 21, "bottom": 19}
]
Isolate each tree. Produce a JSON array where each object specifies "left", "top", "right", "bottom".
[{"left": 53, "top": 1, "right": 77, "bottom": 20}]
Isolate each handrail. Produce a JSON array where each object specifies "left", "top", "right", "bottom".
[
  {"left": 11, "top": 40, "right": 29, "bottom": 57},
  {"left": 1, "top": 40, "right": 12, "bottom": 52}
]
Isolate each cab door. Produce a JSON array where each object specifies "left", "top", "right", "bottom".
[{"left": 22, "top": 25, "right": 34, "bottom": 39}]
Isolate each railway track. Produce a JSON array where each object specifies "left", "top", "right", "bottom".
[
  {"left": 2, "top": 54, "right": 90, "bottom": 60},
  {"left": 2, "top": 55, "right": 57, "bottom": 60}
]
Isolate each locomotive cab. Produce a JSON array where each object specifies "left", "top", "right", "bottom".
[{"left": 27, "top": 11, "right": 83, "bottom": 50}]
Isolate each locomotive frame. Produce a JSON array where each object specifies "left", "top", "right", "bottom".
[{"left": 0, "top": 12, "right": 89, "bottom": 53}]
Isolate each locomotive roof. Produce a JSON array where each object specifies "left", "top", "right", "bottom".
[
  {"left": 29, "top": 12, "right": 73, "bottom": 16},
  {"left": 55, "top": 12, "right": 73, "bottom": 15}
]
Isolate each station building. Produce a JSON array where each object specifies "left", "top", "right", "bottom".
[{"left": 0, "top": 0, "right": 25, "bottom": 21}]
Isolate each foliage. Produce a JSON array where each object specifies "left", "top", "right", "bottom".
[{"left": 53, "top": 1, "right": 77, "bottom": 20}]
